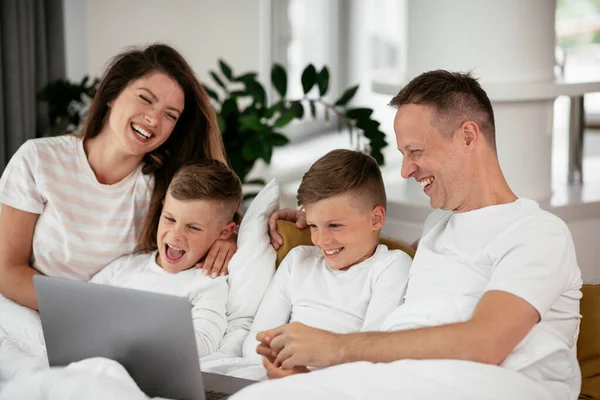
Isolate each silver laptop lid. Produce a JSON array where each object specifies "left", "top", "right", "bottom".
[{"left": 34, "top": 275, "right": 205, "bottom": 400}]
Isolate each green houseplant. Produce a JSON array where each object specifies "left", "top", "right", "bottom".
[
  {"left": 203, "top": 60, "right": 388, "bottom": 185},
  {"left": 37, "top": 76, "right": 100, "bottom": 136}
]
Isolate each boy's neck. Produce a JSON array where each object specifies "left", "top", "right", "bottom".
[{"left": 339, "top": 242, "right": 379, "bottom": 271}]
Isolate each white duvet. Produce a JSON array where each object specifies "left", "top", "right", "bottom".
[{"left": 0, "top": 295, "right": 48, "bottom": 384}]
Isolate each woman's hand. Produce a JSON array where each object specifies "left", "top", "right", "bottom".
[
  {"left": 268, "top": 209, "right": 307, "bottom": 250},
  {"left": 196, "top": 236, "right": 237, "bottom": 278}
]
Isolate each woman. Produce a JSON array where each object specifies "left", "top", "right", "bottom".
[{"left": 0, "top": 43, "right": 236, "bottom": 310}]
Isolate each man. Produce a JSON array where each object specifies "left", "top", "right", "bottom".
[{"left": 233, "top": 70, "right": 582, "bottom": 400}]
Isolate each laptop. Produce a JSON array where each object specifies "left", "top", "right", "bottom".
[{"left": 34, "top": 275, "right": 256, "bottom": 400}]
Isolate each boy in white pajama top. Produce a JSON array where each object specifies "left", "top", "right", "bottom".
[
  {"left": 243, "top": 149, "right": 412, "bottom": 377},
  {"left": 92, "top": 159, "right": 242, "bottom": 359}
]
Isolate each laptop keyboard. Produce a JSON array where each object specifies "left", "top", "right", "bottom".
[{"left": 205, "top": 390, "right": 230, "bottom": 400}]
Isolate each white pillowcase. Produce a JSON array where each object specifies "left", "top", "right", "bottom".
[{"left": 215, "top": 179, "right": 280, "bottom": 357}]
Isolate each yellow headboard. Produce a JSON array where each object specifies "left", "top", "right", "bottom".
[{"left": 275, "top": 220, "right": 415, "bottom": 267}]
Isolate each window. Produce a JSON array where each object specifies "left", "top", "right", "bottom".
[
  {"left": 367, "top": 0, "right": 407, "bottom": 88},
  {"left": 262, "top": 0, "right": 345, "bottom": 140},
  {"left": 553, "top": 0, "right": 600, "bottom": 186}
]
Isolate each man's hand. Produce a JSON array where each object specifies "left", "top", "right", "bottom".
[
  {"left": 196, "top": 237, "right": 237, "bottom": 278},
  {"left": 262, "top": 356, "right": 310, "bottom": 379},
  {"left": 268, "top": 209, "right": 307, "bottom": 249},
  {"left": 257, "top": 322, "right": 340, "bottom": 369}
]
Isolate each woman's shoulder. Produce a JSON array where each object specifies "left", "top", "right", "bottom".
[
  {"left": 26, "top": 134, "right": 80, "bottom": 150},
  {"left": 21, "top": 135, "right": 81, "bottom": 161}
]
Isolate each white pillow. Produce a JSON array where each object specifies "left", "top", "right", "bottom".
[{"left": 216, "top": 179, "right": 279, "bottom": 357}]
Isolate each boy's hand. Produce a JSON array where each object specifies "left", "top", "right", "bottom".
[
  {"left": 268, "top": 209, "right": 307, "bottom": 249},
  {"left": 256, "top": 336, "right": 278, "bottom": 361},
  {"left": 196, "top": 237, "right": 237, "bottom": 278},
  {"left": 257, "top": 322, "right": 340, "bottom": 369},
  {"left": 262, "top": 356, "right": 310, "bottom": 379}
]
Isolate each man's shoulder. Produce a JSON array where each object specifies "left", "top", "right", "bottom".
[
  {"left": 505, "top": 199, "right": 571, "bottom": 241},
  {"left": 422, "top": 209, "right": 452, "bottom": 237},
  {"left": 486, "top": 200, "right": 575, "bottom": 264}
]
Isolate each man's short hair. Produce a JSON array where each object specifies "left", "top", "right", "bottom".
[
  {"left": 389, "top": 70, "right": 496, "bottom": 151},
  {"left": 297, "top": 149, "right": 386, "bottom": 211}
]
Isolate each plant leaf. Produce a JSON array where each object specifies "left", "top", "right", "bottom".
[
  {"left": 234, "top": 72, "right": 258, "bottom": 82},
  {"left": 210, "top": 71, "right": 226, "bottom": 90},
  {"left": 243, "top": 192, "right": 259, "bottom": 201},
  {"left": 217, "top": 115, "right": 226, "bottom": 133},
  {"left": 268, "top": 132, "right": 290, "bottom": 146},
  {"left": 317, "top": 66, "right": 330, "bottom": 97},
  {"left": 228, "top": 90, "right": 247, "bottom": 97},
  {"left": 273, "top": 110, "right": 296, "bottom": 128},
  {"left": 309, "top": 100, "right": 317, "bottom": 119},
  {"left": 239, "top": 114, "right": 263, "bottom": 131},
  {"left": 290, "top": 101, "right": 304, "bottom": 118},
  {"left": 245, "top": 179, "right": 266, "bottom": 185},
  {"left": 262, "top": 146, "right": 273, "bottom": 164},
  {"left": 202, "top": 85, "right": 219, "bottom": 102},
  {"left": 241, "top": 138, "right": 265, "bottom": 160},
  {"left": 219, "top": 60, "right": 234, "bottom": 81},
  {"left": 334, "top": 85, "right": 359, "bottom": 106},
  {"left": 346, "top": 108, "right": 373, "bottom": 120},
  {"left": 301, "top": 64, "right": 317, "bottom": 95},
  {"left": 244, "top": 80, "right": 267, "bottom": 107},
  {"left": 356, "top": 118, "right": 380, "bottom": 132},
  {"left": 221, "top": 98, "right": 239, "bottom": 119},
  {"left": 265, "top": 101, "right": 284, "bottom": 119},
  {"left": 271, "top": 64, "right": 287, "bottom": 98}
]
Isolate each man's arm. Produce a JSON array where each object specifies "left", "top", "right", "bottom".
[
  {"left": 337, "top": 290, "right": 538, "bottom": 365},
  {"left": 263, "top": 290, "right": 538, "bottom": 369}
]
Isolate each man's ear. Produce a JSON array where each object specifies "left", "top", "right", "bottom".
[
  {"left": 370, "top": 205, "right": 386, "bottom": 231},
  {"left": 460, "top": 120, "right": 480, "bottom": 148},
  {"left": 218, "top": 221, "right": 237, "bottom": 240}
]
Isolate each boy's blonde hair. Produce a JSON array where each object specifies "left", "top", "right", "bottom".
[
  {"left": 136, "top": 159, "right": 242, "bottom": 252},
  {"left": 297, "top": 149, "right": 386, "bottom": 211}
]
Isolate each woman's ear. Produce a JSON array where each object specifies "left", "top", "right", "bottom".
[
  {"left": 218, "top": 221, "right": 237, "bottom": 240},
  {"left": 370, "top": 205, "right": 386, "bottom": 231}
]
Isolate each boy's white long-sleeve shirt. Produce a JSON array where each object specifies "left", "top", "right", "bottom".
[
  {"left": 91, "top": 251, "right": 228, "bottom": 359},
  {"left": 241, "top": 244, "right": 412, "bottom": 361}
]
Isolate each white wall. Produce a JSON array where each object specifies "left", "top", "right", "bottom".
[
  {"left": 62, "top": 0, "right": 87, "bottom": 81},
  {"left": 63, "top": 0, "right": 261, "bottom": 84}
]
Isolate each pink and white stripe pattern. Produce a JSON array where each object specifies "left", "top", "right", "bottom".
[{"left": 0, "top": 135, "right": 154, "bottom": 280}]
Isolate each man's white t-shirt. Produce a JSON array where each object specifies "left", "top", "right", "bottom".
[
  {"left": 242, "top": 244, "right": 412, "bottom": 361},
  {"left": 0, "top": 136, "right": 153, "bottom": 280},
  {"left": 91, "top": 251, "right": 228, "bottom": 358},
  {"left": 382, "top": 199, "right": 582, "bottom": 395}
]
